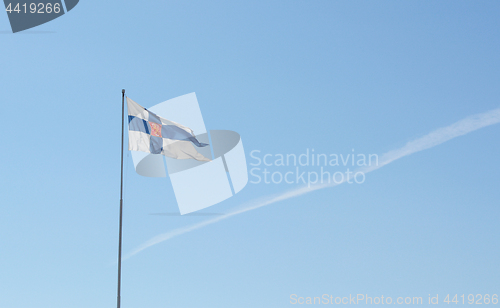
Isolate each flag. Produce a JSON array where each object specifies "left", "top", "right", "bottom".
[{"left": 127, "top": 97, "right": 211, "bottom": 162}]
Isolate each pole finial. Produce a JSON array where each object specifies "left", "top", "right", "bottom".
[{"left": 122, "top": 89, "right": 125, "bottom": 94}]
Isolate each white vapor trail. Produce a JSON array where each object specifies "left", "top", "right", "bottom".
[{"left": 124, "top": 107, "right": 500, "bottom": 259}]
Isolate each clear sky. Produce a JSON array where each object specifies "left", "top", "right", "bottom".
[{"left": 1, "top": 1, "right": 499, "bottom": 308}]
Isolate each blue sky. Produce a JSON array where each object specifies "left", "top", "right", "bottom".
[{"left": 1, "top": 1, "right": 499, "bottom": 307}]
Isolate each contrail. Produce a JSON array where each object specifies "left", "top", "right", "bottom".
[{"left": 124, "top": 107, "right": 500, "bottom": 259}]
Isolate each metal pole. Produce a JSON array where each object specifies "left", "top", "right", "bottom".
[{"left": 117, "top": 89, "right": 125, "bottom": 308}]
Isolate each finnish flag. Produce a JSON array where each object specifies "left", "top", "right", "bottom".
[{"left": 127, "top": 97, "right": 211, "bottom": 162}]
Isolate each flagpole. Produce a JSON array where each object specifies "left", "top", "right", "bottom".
[{"left": 117, "top": 89, "right": 125, "bottom": 308}]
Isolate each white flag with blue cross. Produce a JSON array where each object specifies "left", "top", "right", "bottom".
[{"left": 127, "top": 97, "right": 211, "bottom": 162}]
